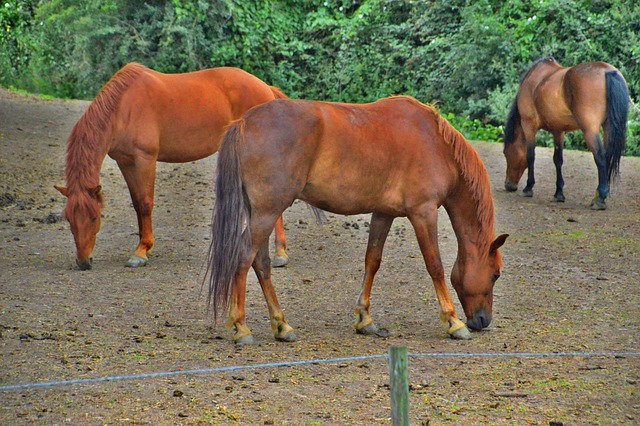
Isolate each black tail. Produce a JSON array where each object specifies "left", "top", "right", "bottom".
[
  {"left": 604, "top": 70, "right": 629, "bottom": 183},
  {"left": 504, "top": 97, "right": 521, "bottom": 146},
  {"left": 206, "top": 120, "right": 251, "bottom": 321}
]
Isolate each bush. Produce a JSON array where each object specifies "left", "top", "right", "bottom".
[{"left": 0, "top": 0, "right": 638, "bottom": 154}]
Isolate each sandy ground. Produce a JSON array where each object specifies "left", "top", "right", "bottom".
[{"left": 0, "top": 88, "right": 639, "bottom": 425}]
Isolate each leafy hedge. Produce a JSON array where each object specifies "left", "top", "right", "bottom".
[{"left": 1, "top": 0, "right": 638, "bottom": 154}]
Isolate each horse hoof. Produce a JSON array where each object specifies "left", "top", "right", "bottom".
[
  {"left": 590, "top": 199, "right": 606, "bottom": 210},
  {"left": 272, "top": 255, "right": 289, "bottom": 268},
  {"left": 554, "top": 194, "right": 565, "bottom": 203},
  {"left": 275, "top": 331, "right": 297, "bottom": 342},
  {"left": 125, "top": 255, "right": 148, "bottom": 268},
  {"left": 356, "top": 323, "right": 390, "bottom": 338},
  {"left": 449, "top": 326, "right": 472, "bottom": 340},
  {"left": 234, "top": 334, "right": 255, "bottom": 346},
  {"left": 522, "top": 189, "right": 533, "bottom": 197}
]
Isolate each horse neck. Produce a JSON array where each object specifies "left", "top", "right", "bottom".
[
  {"left": 65, "top": 121, "right": 111, "bottom": 194},
  {"left": 444, "top": 185, "right": 494, "bottom": 263}
]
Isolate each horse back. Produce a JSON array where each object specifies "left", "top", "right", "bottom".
[
  {"left": 237, "top": 97, "right": 458, "bottom": 216},
  {"left": 109, "top": 66, "right": 277, "bottom": 162}
]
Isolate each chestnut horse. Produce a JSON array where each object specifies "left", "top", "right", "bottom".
[
  {"left": 206, "top": 96, "right": 508, "bottom": 343},
  {"left": 503, "top": 58, "right": 629, "bottom": 209},
  {"left": 54, "top": 63, "right": 290, "bottom": 270}
]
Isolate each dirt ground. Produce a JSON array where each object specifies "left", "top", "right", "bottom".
[{"left": 0, "top": 87, "right": 638, "bottom": 425}]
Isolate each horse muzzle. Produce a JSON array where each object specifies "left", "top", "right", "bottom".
[
  {"left": 76, "top": 257, "right": 93, "bottom": 270},
  {"left": 504, "top": 180, "right": 518, "bottom": 192},
  {"left": 466, "top": 309, "right": 492, "bottom": 331}
]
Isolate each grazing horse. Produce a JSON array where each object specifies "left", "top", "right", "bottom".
[
  {"left": 54, "top": 63, "right": 291, "bottom": 270},
  {"left": 206, "top": 96, "right": 508, "bottom": 343},
  {"left": 503, "top": 57, "right": 629, "bottom": 209}
]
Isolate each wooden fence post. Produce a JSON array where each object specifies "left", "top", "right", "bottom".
[{"left": 389, "top": 345, "right": 409, "bottom": 426}]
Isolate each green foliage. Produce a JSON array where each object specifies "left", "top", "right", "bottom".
[
  {"left": 1, "top": 0, "right": 638, "bottom": 154},
  {"left": 445, "top": 113, "right": 504, "bottom": 143}
]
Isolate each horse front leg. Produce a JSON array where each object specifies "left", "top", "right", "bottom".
[
  {"left": 553, "top": 132, "right": 566, "bottom": 202},
  {"left": 354, "top": 213, "right": 393, "bottom": 337},
  {"left": 252, "top": 238, "right": 296, "bottom": 342},
  {"left": 522, "top": 141, "right": 536, "bottom": 197},
  {"left": 272, "top": 214, "right": 289, "bottom": 267},
  {"left": 585, "top": 131, "right": 609, "bottom": 210},
  {"left": 409, "top": 207, "right": 471, "bottom": 340},
  {"left": 117, "top": 157, "right": 156, "bottom": 267}
]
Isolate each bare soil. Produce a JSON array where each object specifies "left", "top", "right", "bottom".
[{"left": 0, "top": 88, "right": 638, "bottom": 425}]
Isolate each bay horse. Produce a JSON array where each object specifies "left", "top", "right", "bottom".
[
  {"left": 503, "top": 57, "right": 629, "bottom": 209},
  {"left": 206, "top": 96, "right": 508, "bottom": 343},
  {"left": 54, "top": 63, "right": 291, "bottom": 270}
]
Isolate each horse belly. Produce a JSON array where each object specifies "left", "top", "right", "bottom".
[
  {"left": 299, "top": 172, "right": 407, "bottom": 216},
  {"left": 156, "top": 116, "right": 228, "bottom": 163}
]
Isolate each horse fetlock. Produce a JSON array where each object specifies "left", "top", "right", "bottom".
[
  {"left": 232, "top": 323, "right": 254, "bottom": 344},
  {"left": 354, "top": 309, "right": 373, "bottom": 331}
]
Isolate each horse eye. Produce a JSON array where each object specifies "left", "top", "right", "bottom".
[{"left": 492, "top": 274, "right": 500, "bottom": 282}]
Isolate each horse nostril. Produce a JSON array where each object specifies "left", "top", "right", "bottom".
[{"left": 467, "top": 310, "right": 491, "bottom": 331}]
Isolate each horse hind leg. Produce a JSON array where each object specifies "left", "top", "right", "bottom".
[
  {"left": 227, "top": 213, "right": 294, "bottom": 344},
  {"left": 252, "top": 238, "right": 296, "bottom": 341},
  {"left": 584, "top": 130, "right": 608, "bottom": 210},
  {"left": 552, "top": 132, "right": 566, "bottom": 202},
  {"left": 272, "top": 214, "right": 288, "bottom": 267},
  {"left": 354, "top": 213, "right": 393, "bottom": 338}
]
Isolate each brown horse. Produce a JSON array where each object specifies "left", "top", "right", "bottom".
[
  {"left": 206, "top": 96, "right": 508, "bottom": 343},
  {"left": 503, "top": 58, "right": 629, "bottom": 209},
  {"left": 54, "top": 63, "right": 290, "bottom": 270}
]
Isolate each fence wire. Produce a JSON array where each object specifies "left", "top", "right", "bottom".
[{"left": 2, "top": 350, "right": 638, "bottom": 392}]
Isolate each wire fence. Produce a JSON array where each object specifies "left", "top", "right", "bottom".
[{"left": 2, "top": 350, "right": 638, "bottom": 392}]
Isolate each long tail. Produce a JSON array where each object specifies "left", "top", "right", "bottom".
[
  {"left": 269, "top": 85, "right": 289, "bottom": 99},
  {"left": 503, "top": 96, "right": 520, "bottom": 146},
  {"left": 604, "top": 70, "right": 629, "bottom": 183},
  {"left": 206, "top": 120, "right": 251, "bottom": 321}
]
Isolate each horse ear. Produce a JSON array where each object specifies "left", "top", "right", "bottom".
[
  {"left": 54, "top": 185, "right": 69, "bottom": 197},
  {"left": 490, "top": 234, "right": 509, "bottom": 254}
]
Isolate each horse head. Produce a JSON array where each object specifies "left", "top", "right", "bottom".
[
  {"left": 55, "top": 184, "right": 104, "bottom": 270},
  {"left": 450, "top": 234, "right": 508, "bottom": 331}
]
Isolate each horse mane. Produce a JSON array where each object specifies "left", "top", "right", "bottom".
[
  {"left": 63, "top": 62, "right": 146, "bottom": 218},
  {"left": 416, "top": 101, "right": 495, "bottom": 252}
]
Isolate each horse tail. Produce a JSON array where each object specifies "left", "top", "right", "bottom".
[
  {"left": 269, "top": 86, "right": 289, "bottom": 99},
  {"left": 604, "top": 70, "right": 629, "bottom": 183},
  {"left": 206, "top": 120, "right": 251, "bottom": 321},
  {"left": 503, "top": 97, "right": 520, "bottom": 146}
]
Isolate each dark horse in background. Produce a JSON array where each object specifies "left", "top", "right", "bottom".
[
  {"left": 503, "top": 58, "right": 629, "bottom": 209},
  {"left": 55, "top": 63, "right": 291, "bottom": 270},
  {"left": 207, "top": 96, "right": 508, "bottom": 344}
]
